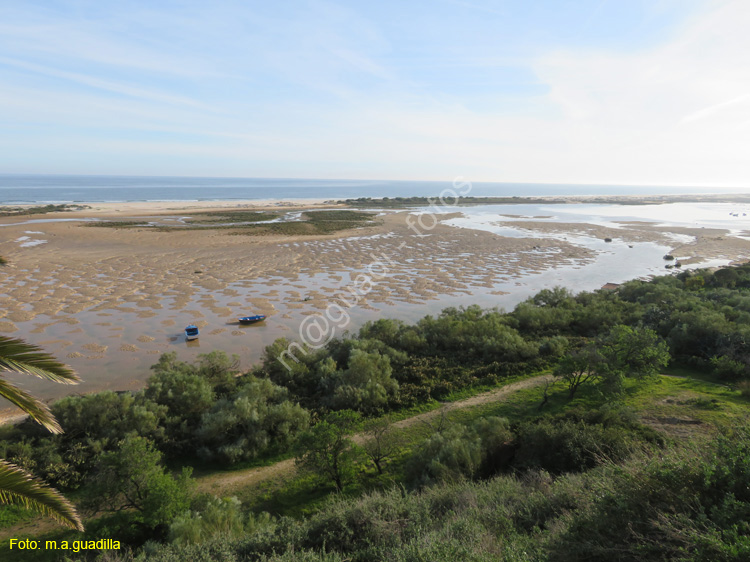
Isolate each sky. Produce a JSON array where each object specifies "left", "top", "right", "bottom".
[{"left": 1, "top": 0, "right": 749, "bottom": 187}]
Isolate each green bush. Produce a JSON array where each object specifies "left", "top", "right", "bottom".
[
  {"left": 197, "top": 376, "right": 309, "bottom": 464},
  {"left": 85, "top": 436, "right": 194, "bottom": 536},
  {"left": 549, "top": 429, "right": 750, "bottom": 561},
  {"left": 322, "top": 349, "right": 398, "bottom": 414},
  {"left": 406, "top": 425, "right": 483, "bottom": 485},
  {"left": 711, "top": 355, "right": 748, "bottom": 381},
  {"left": 123, "top": 427, "right": 750, "bottom": 561},
  {"left": 514, "top": 419, "right": 633, "bottom": 474},
  {"left": 169, "top": 496, "right": 274, "bottom": 546}
]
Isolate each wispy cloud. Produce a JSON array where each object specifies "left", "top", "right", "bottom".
[
  {"left": 0, "top": 22, "right": 218, "bottom": 79},
  {"left": 0, "top": 0, "right": 748, "bottom": 186},
  {"left": 0, "top": 57, "right": 214, "bottom": 110},
  {"left": 682, "top": 94, "right": 750, "bottom": 123}
]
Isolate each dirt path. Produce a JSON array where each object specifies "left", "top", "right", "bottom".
[{"left": 197, "top": 374, "right": 552, "bottom": 496}]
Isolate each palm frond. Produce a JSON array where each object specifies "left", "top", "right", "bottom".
[
  {"left": 0, "top": 336, "right": 80, "bottom": 384},
  {"left": 0, "top": 459, "right": 83, "bottom": 531},
  {"left": 0, "top": 378, "right": 61, "bottom": 433}
]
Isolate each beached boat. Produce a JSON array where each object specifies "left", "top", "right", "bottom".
[
  {"left": 185, "top": 324, "right": 200, "bottom": 340},
  {"left": 238, "top": 314, "right": 266, "bottom": 325}
]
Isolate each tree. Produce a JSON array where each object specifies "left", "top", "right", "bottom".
[
  {"left": 261, "top": 338, "right": 321, "bottom": 405},
  {"left": 714, "top": 268, "right": 738, "bottom": 288},
  {"left": 86, "top": 435, "right": 193, "bottom": 531},
  {"left": 554, "top": 326, "right": 670, "bottom": 399},
  {"left": 144, "top": 367, "right": 215, "bottom": 420},
  {"left": 532, "top": 286, "right": 575, "bottom": 308},
  {"left": 711, "top": 355, "right": 747, "bottom": 381},
  {"left": 554, "top": 347, "right": 604, "bottom": 399},
  {"left": 52, "top": 390, "right": 167, "bottom": 448},
  {"left": 538, "top": 377, "right": 557, "bottom": 410},
  {"left": 599, "top": 325, "right": 670, "bottom": 395},
  {"left": 357, "top": 318, "right": 409, "bottom": 349},
  {"left": 294, "top": 410, "right": 361, "bottom": 492},
  {"left": 601, "top": 325, "right": 670, "bottom": 380},
  {"left": 197, "top": 376, "right": 309, "bottom": 464},
  {"left": 0, "top": 335, "right": 83, "bottom": 530},
  {"left": 362, "top": 416, "right": 400, "bottom": 474},
  {"left": 144, "top": 368, "right": 215, "bottom": 453},
  {"left": 325, "top": 349, "right": 398, "bottom": 413},
  {"left": 196, "top": 351, "right": 241, "bottom": 395},
  {"left": 685, "top": 275, "right": 705, "bottom": 290}
]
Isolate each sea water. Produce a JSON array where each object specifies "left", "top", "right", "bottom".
[{"left": 0, "top": 174, "right": 746, "bottom": 204}]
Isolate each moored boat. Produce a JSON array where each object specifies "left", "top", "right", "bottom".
[
  {"left": 185, "top": 324, "right": 199, "bottom": 340},
  {"left": 238, "top": 314, "right": 266, "bottom": 325}
]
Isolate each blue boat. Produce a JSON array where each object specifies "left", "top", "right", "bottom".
[
  {"left": 185, "top": 324, "right": 199, "bottom": 340},
  {"left": 238, "top": 314, "right": 266, "bottom": 325}
]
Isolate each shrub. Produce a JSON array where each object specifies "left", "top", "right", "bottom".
[
  {"left": 514, "top": 419, "right": 632, "bottom": 474},
  {"left": 85, "top": 436, "right": 194, "bottom": 534},
  {"left": 322, "top": 349, "right": 398, "bottom": 414},
  {"left": 169, "top": 496, "right": 274, "bottom": 546},
  {"left": 738, "top": 380, "right": 750, "bottom": 399},
  {"left": 197, "top": 376, "right": 309, "bottom": 464},
  {"left": 711, "top": 355, "right": 748, "bottom": 381},
  {"left": 407, "top": 425, "right": 482, "bottom": 485},
  {"left": 549, "top": 429, "right": 750, "bottom": 561},
  {"left": 472, "top": 416, "right": 514, "bottom": 477}
]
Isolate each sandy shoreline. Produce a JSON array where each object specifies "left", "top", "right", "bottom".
[
  {"left": 4, "top": 191, "right": 750, "bottom": 218},
  {"left": 0, "top": 198, "right": 340, "bottom": 221},
  {"left": 1, "top": 195, "right": 749, "bottom": 419}
]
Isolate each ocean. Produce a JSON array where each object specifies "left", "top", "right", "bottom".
[{"left": 0, "top": 174, "right": 742, "bottom": 204}]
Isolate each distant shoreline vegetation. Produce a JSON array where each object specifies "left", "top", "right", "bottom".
[
  {"left": 338, "top": 195, "right": 678, "bottom": 207},
  {"left": 341, "top": 196, "right": 567, "bottom": 207},
  {"left": 84, "top": 209, "right": 378, "bottom": 235},
  {"left": 0, "top": 204, "right": 89, "bottom": 216}
]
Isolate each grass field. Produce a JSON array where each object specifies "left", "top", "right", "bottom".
[{"left": 220, "top": 369, "right": 749, "bottom": 519}]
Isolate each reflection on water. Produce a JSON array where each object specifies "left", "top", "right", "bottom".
[{"left": 431, "top": 202, "right": 750, "bottom": 233}]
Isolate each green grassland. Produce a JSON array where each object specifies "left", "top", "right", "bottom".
[{"left": 245, "top": 370, "right": 748, "bottom": 517}]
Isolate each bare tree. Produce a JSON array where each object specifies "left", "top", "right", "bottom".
[
  {"left": 538, "top": 377, "right": 557, "bottom": 410},
  {"left": 362, "top": 417, "right": 401, "bottom": 475}
]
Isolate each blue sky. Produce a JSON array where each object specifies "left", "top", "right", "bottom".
[{"left": 1, "top": 0, "right": 748, "bottom": 186}]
